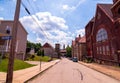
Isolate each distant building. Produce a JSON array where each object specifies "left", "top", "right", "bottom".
[
  {"left": 60, "top": 44, "right": 66, "bottom": 57},
  {"left": 0, "top": 20, "right": 28, "bottom": 60},
  {"left": 41, "top": 43, "right": 67, "bottom": 58},
  {"left": 72, "top": 35, "right": 86, "bottom": 61},
  {"left": 60, "top": 49, "right": 66, "bottom": 56},
  {"left": 55, "top": 43, "right": 60, "bottom": 58},
  {"left": 41, "top": 43, "right": 54, "bottom": 57},
  {"left": 85, "top": 0, "right": 120, "bottom": 65},
  {"left": 40, "top": 42, "right": 60, "bottom": 58}
]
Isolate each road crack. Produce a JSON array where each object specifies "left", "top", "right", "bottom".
[{"left": 73, "top": 68, "right": 83, "bottom": 81}]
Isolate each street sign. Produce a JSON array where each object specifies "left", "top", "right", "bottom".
[{"left": 2, "top": 36, "right": 12, "bottom": 40}]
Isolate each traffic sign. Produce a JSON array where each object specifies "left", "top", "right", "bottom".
[{"left": 2, "top": 36, "right": 12, "bottom": 40}]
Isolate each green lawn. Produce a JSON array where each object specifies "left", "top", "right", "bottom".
[
  {"left": 28, "top": 55, "right": 52, "bottom": 62},
  {"left": 0, "top": 59, "right": 35, "bottom": 72}
]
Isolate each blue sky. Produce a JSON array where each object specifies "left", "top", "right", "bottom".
[{"left": 0, "top": 0, "right": 112, "bottom": 47}]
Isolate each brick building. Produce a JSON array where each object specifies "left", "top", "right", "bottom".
[
  {"left": 72, "top": 35, "right": 86, "bottom": 61},
  {"left": 0, "top": 20, "right": 27, "bottom": 60},
  {"left": 85, "top": 17, "right": 95, "bottom": 59},
  {"left": 85, "top": 0, "right": 120, "bottom": 65}
]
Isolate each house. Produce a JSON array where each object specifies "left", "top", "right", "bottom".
[
  {"left": 72, "top": 35, "right": 86, "bottom": 61},
  {"left": 85, "top": 0, "right": 120, "bottom": 65},
  {"left": 0, "top": 20, "right": 28, "bottom": 60},
  {"left": 41, "top": 42, "right": 62, "bottom": 58},
  {"left": 41, "top": 43, "right": 54, "bottom": 57}
]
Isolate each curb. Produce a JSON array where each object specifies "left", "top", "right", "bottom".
[
  {"left": 78, "top": 61, "right": 120, "bottom": 81},
  {"left": 24, "top": 60, "right": 60, "bottom": 83}
]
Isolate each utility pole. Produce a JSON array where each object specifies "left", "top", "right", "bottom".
[{"left": 6, "top": 0, "right": 21, "bottom": 83}]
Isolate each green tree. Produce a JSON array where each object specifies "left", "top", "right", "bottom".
[
  {"left": 42, "top": 50, "right": 44, "bottom": 57},
  {"left": 66, "top": 45, "right": 72, "bottom": 57},
  {"left": 37, "top": 50, "right": 42, "bottom": 56},
  {"left": 34, "top": 43, "right": 41, "bottom": 53},
  {"left": 27, "top": 41, "right": 34, "bottom": 48},
  {"left": 26, "top": 41, "right": 41, "bottom": 53}
]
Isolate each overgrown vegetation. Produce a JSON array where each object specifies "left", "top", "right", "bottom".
[
  {"left": 26, "top": 54, "right": 51, "bottom": 62},
  {"left": 0, "top": 59, "right": 35, "bottom": 72},
  {"left": 37, "top": 50, "right": 44, "bottom": 57},
  {"left": 26, "top": 41, "right": 42, "bottom": 53},
  {"left": 84, "top": 57, "right": 93, "bottom": 63}
]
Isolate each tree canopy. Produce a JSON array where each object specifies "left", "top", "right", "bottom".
[
  {"left": 66, "top": 45, "right": 72, "bottom": 57},
  {"left": 26, "top": 41, "right": 42, "bottom": 53}
]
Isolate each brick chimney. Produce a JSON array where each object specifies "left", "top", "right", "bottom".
[{"left": 79, "top": 34, "right": 81, "bottom": 38}]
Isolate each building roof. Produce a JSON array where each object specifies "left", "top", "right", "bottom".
[
  {"left": 111, "top": 0, "right": 120, "bottom": 9},
  {"left": 78, "top": 36, "right": 86, "bottom": 43},
  {"left": 85, "top": 17, "right": 95, "bottom": 29},
  {"left": 98, "top": 4, "right": 113, "bottom": 21},
  {"left": 91, "top": 17, "right": 95, "bottom": 22},
  {"left": 72, "top": 35, "right": 86, "bottom": 46},
  {"left": 42, "top": 42, "right": 53, "bottom": 48},
  {"left": 91, "top": 4, "right": 114, "bottom": 36},
  {"left": 0, "top": 20, "right": 28, "bottom": 34}
]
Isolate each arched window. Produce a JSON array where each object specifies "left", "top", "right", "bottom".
[{"left": 96, "top": 28, "right": 108, "bottom": 42}]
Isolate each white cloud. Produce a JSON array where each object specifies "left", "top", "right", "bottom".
[
  {"left": 36, "top": 12, "right": 68, "bottom": 30},
  {"left": 20, "top": 12, "right": 72, "bottom": 46},
  {"left": 76, "top": 28, "right": 85, "bottom": 37},
  {"left": 62, "top": 0, "right": 86, "bottom": 11},
  {"left": 0, "top": 17, "right": 4, "bottom": 20},
  {"left": 62, "top": 5, "right": 75, "bottom": 11}
]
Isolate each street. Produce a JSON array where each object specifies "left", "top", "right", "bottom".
[{"left": 28, "top": 58, "right": 120, "bottom": 83}]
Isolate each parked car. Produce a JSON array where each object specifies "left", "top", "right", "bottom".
[{"left": 72, "top": 57, "right": 78, "bottom": 62}]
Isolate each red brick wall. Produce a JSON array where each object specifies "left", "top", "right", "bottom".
[
  {"left": 92, "top": 6, "right": 119, "bottom": 63},
  {"left": 85, "top": 21, "right": 94, "bottom": 57}
]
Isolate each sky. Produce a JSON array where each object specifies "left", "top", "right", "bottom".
[{"left": 0, "top": 0, "right": 112, "bottom": 47}]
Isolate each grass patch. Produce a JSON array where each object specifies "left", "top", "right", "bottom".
[
  {"left": 0, "top": 59, "right": 35, "bottom": 72},
  {"left": 27, "top": 55, "right": 51, "bottom": 62},
  {"left": 41, "top": 56, "right": 51, "bottom": 62}
]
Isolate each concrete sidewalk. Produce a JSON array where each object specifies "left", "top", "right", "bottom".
[
  {"left": 79, "top": 61, "right": 120, "bottom": 81},
  {"left": 0, "top": 60, "right": 60, "bottom": 83}
]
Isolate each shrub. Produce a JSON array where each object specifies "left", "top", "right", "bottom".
[
  {"left": 84, "top": 57, "right": 93, "bottom": 63},
  {"left": 37, "top": 50, "right": 42, "bottom": 56}
]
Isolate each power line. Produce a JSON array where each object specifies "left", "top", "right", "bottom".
[
  {"left": 27, "top": 0, "right": 37, "bottom": 13},
  {"left": 26, "top": 0, "right": 51, "bottom": 39},
  {"left": 21, "top": 1, "right": 50, "bottom": 41}
]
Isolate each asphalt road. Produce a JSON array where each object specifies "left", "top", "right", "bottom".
[{"left": 28, "top": 58, "right": 120, "bottom": 83}]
